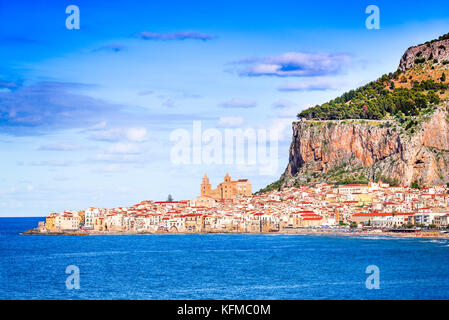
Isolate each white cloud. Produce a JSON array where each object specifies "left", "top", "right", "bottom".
[
  {"left": 236, "top": 52, "right": 351, "bottom": 77},
  {"left": 103, "top": 164, "right": 122, "bottom": 172},
  {"left": 28, "top": 160, "right": 73, "bottom": 167},
  {"left": 137, "top": 31, "right": 215, "bottom": 41},
  {"left": 220, "top": 98, "right": 257, "bottom": 109},
  {"left": 278, "top": 78, "right": 345, "bottom": 91},
  {"left": 89, "top": 121, "right": 107, "bottom": 130},
  {"left": 125, "top": 128, "right": 147, "bottom": 142},
  {"left": 217, "top": 116, "right": 245, "bottom": 127},
  {"left": 38, "top": 142, "right": 80, "bottom": 151},
  {"left": 108, "top": 143, "right": 141, "bottom": 154},
  {"left": 90, "top": 153, "right": 141, "bottom": 163},
  {"left": 89, "top": 128, "right": 123, "bottom": 142},
  {"left": 89, "top": 127, "right": 147, "bottom": 142}
]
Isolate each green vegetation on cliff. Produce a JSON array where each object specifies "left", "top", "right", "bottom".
[
  {"left": 298, "top": 78, "right": 447, "bottom": 120},
  {"left": 258, "top": 168, "right": 401, "bottom": 194}
]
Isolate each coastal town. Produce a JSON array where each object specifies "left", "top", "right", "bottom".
[{"left": 27, "top": 173, "right": 449, "bottom": 237}]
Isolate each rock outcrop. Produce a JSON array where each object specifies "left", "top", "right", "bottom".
[
  {"left": 282, "top": 105, "right": 449, "bottom": 187},
  {"left": 399, "top": 37, "right": 449, "bottom": 71}
]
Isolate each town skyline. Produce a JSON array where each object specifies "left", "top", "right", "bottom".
[{"left": 26, "top": 174, "right": 449, "bottom": 235}]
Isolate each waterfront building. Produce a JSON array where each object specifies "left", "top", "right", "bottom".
[
  {"left": 84, "top": 207, "right": 99, "bottom": 230},
  {"left": 352, "top": 212, "right": 414, "bottom": 228},
  {"left": 45, "top": 213, "right": 57, "bottom": 231},
  {"left": 59, "top": 212, "right": 80, "bottom": 231}
]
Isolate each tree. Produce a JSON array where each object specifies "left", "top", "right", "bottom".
[
  {"left": 167, "top": 194, "right": 174, "bottom": 202},
  {"left": 411, "top": 181, "right": 420, "bottom": 189},
  {"left": 389, "top": 81, "right": 395, "bottom": 90},
  {"left": 441, "top": 72, "right": 446, "bottom": 82}
]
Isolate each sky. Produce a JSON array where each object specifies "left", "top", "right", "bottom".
[{"left": 1, "top": 0, "right": 449, "bottom": 216}]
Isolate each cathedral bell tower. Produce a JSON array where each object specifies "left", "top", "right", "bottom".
[{"left": 201, "top": 174, "right": 212, "bottom": 196}]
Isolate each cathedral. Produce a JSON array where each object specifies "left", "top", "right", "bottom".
[{"left": 200, "top": 173, "right": 252, "bottom": 200}]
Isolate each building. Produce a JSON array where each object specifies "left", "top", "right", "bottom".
[
  {"left": 434, "top": 214, "right": 449, "bottom": 228},
  {"left": 45, "top": 213, "right": 57, "bottom": 231},
  {"left": 184, "top": 214, "right": 203, "bottom": 232},
  {"left": 59, "top": 212, "right": 80, "bottom": 230},
  {"left": 84, "top": 207, "right": 99, "bottom": 230},
  {"left": 338, "top": 184, "right": 370, "bottom": 195},
  {"left": 413, "top": 212, "right": 449, "bottom": 227},
  {"left": 191, "top": 195, "right": 217, "bottom": 208},
  {"left": 338, "top": 179, "right": 387, "bottom": 195},
  {"left": 93, "top": 216, "right": 105, "bottom": 231},
  {"left": 352, "top": 212, "right": 414, "bottom": 228},
  {"left": 200, "top": 173, "right": 252, "bottom": 200}
]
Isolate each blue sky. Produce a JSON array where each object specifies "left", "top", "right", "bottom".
[{"left": 1, "top": 0, "right": 449, "bottom": 216}]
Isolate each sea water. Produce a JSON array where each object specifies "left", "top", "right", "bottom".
[{"left": 1, "top": 217, "right": 449, "bottom": 300}]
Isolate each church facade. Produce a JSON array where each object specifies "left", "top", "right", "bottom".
[{"left": 200, "top": 173, "right": 252, "bottom": 200}]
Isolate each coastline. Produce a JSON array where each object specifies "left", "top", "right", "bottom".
[{"left": 21, "top": 228, "right": 449, "bottom": 239}]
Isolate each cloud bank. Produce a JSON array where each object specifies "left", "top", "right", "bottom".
[
  {"left": 235, "top": 52, "right": 351, "bottom": 77},
  {"left": 137, "top": 31, "right": 215, "bottom": 41}
]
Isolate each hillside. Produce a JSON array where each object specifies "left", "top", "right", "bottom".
[{"left": 298, "top": 33, "right": 449, "bottom": 122}]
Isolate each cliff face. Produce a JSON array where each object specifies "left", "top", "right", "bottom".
[
  {"left": 283, "top": 106, "right": 449, "bottom": 187},
  {"left": 399, "top": 38, "right": 449, "bottom": 71}
]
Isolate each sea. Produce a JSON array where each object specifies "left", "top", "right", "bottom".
[{"left": 1, "top": 217, "right": 449, "bottom": 300}]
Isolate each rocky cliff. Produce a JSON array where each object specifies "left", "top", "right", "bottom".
[
  {"left": 281, "top": 104, "right": 449, "bottom": 188},
  {"left": 263, "top": 34, "right": 449, "bottom": 191},
  {"left": 399, "top": 37, "right": 449, "bottom": 71}
]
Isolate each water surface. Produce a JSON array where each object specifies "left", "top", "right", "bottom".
[{"left": 1, "top": 217, "right": 448, "bottom": 299}]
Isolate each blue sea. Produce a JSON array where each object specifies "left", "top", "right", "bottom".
[{"left": 1, "top": 217, "right": 449, "bottom": 300}]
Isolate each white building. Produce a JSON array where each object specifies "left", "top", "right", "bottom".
[{"left": 59, "top": 212, "right": 80, "bottom": 230}]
